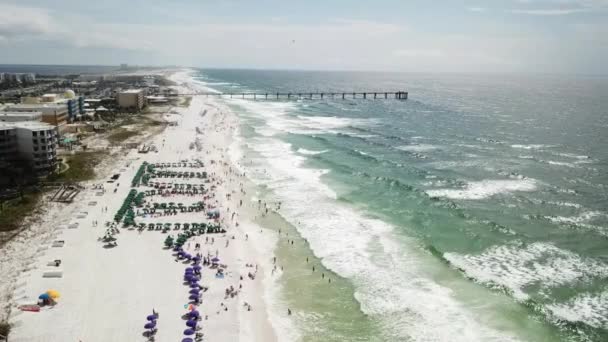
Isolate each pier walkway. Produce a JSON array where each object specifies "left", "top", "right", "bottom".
[{"left": 173, "top": 91, "right": 408, "bottom": 100}]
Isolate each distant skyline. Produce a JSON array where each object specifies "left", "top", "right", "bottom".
[{"left": 0, "top": 0, "right": 607, "bottom": 74}]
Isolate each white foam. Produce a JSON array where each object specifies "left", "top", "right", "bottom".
[
  {"left": 552, "top": 152, "right": 590, "bottom": 160},
  {"left": 544, "top": 211, "right": 608, "bottom": 236},
  {"left": 235, "top": 134, "right": 522, "bottom": 341},
  {"left": 444, "top": 243, "right": 608, "bottom": 301},
  {"left": 547, "top": 291, "right": 608, "bottom": 329},
  {"left": 397, "top": 144, "right": 440, "bottom": 152},
  {"left": 297, "top": 115, "right": 375, "bottom": 131},
  {"left": 545, "top": 160, "right": 578, "bottom": 168},
  {"left": 511, "top": 144, "right": 551, "bottom": 150},
  {"left": 230, "top": 99, "right": 376, "bottom": 137},
  {"left": 297, "top": 148, "right": 327, "bottom": 155},
  {"left": 426, "top": 179, "right": 537, "bottom": 200}
]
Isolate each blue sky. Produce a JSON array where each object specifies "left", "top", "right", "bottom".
[{"left": 0, "top": 0, "right": 607, "bottom": 73}]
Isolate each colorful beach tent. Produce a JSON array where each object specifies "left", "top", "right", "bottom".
[{"left": 46, "top": 289, "right": 60, "bottom": 299}]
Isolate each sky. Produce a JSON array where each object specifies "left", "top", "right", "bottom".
[{"left": 0, "top": 0, "right": 607, "bottom": 73}]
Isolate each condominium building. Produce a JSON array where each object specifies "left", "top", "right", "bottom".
[
  {"left": 0, "top": 125, "right": 17, "bottom": 170},
  {"left": 5, "top": 103, "right": 69, "bottom": 127},
  {"left": 0, "top": 122, "right": 58, "bottom": 174},
  {"left": 117, "top": 89, "right": 146, "bottom": 111},
  {"left": 0, "top": 111, "right": 42, "bottom": 122},
  {"left": 15, "top": 122, "right": 58, "bottom": 173}
]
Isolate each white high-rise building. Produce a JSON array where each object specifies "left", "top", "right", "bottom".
[{"left": 0, "top": 121, "right": 59, "bottom": 174}]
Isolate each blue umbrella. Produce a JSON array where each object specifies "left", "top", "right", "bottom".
[
  {"left": 144, "top": 322, "right": 156, "bottom": 329},
  {"left": 38, "top": 293, "right": 50, "bottom": 300},
  {"left": 185, "top": 267, "right": 193, "bottom": 271},
  {"left": 182, "top": 339, "right": 193, "bottom": 342},
  {"left": 189, "top": 289, "right": 200, "bottom": 294},
  {"left": 186, "top": 320, "right": 197, "bottom": 328},
  {"left": 190, "top": 283, "right": 199, "bottom": 288},
  {"left": 146, "top": 314, "right": 157, "bottom": 321},
  {"left": 189, "top": 310, "right": 199, "bottom": 317},
  {"left": 184, "top": 329, "right": 195, "bottom": 335}
]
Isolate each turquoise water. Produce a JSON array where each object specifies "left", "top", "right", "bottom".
[{"left": 195, "top": 70, "right": 608, "bottom": 341}]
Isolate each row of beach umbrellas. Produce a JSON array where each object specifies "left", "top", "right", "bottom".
[{"left": 180, "top": 247, "right": 204, "bottom": 339}]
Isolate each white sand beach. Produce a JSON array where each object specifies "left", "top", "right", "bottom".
[{"left": 1, "top": 70, "right": 286, "bottom": 342}]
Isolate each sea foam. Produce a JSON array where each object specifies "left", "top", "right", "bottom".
[
  {"left": 444, "top": 242, "right": 608, "bottom": 301},
  {"left": 426, "top": 179, "right": 537, "bottom": 200}
]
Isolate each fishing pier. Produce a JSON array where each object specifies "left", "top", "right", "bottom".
[{"left": 174, "top": 91, "right": 408, "bottom": 100}]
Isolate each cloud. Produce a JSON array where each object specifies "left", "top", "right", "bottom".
[
  {"left": 467, "top": 7, "right": 487, "bottom": 12},
  {"left": 509, "top": 0, "right": 608, "bottom": 15},
  {"left": 510, "top": 8, "right": 587, "bottom": 15},
  {"left": 0, "top": 4, "right": 55, "bottom": 37},
  {"left": 394, "top": 49, "right": 443, "bottom": 58}
]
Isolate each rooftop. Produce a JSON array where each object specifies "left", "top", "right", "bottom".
[
  {"left": 1, "top": 121, "right": 57, "bottom": 131},
  {"left": 121, "top": 89, "right": 144, "bottom": 94},
  {"left": 0, "top": 111, "right": 42, "bottom": 116},
  {"left": 7, "top": 103, "right": 65, "bottom": 110}
]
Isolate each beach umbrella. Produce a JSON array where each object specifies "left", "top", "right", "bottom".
[
  {"left": 182, "top": 338, "right": 193, "bottom": 342},
  {"left": 189, "top": 284, "right": 199, "bottom": 289},
  {"left": 144, "top": 322, "right": 156, "bottom": 329},
  {"left": 146, "top": 314, "right": 157, "bottom": 321},
  {"left": 38, "top": 293, "right": 50, "bottom": 300},
  {"left": 193, "top": 265, "right": 202, "bottom": 270},
  {"left": 184, "top": 329, "right": 195, "bottom": 335},
  {"left": 211, "top": 257, "right": 219, "bottom": 263},
  {"left": 186, "top": 320, "right": 197, "bottom": 328},
  {"left": 185, "top": 267, "right": 193, "bottom": 272},
  {"left": 189, "top": 294, "right": 199, "bottom": 300},
  {"left": 189, "top": 289, "right": 200, "bottom": 295},
  {"left": 189, "top": 310, "right": 199, "bottom": 317},
  {"left": 46, "top": 289, "right": 60, "bottom": 299}
]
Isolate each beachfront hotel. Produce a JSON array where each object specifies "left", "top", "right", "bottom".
[
  {"left": 4, "top": 104, "right": 69, "bottom": 128},
  {"left": 118, "top": 89, "right": 146, "bottom": 111},
  {"left": 0, "top": 121, "right": 58, "bottom": 175}
]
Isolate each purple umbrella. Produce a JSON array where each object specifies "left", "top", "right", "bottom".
[
  {"left": 193, "top": 265, "right": 202, "bottom": 270},
  {"left": 211, "top": 257, "right": 219, "bottom": 263},
  {"left": 189, "top": 294, "right": 199, "bottom": 300},
  {"left": 189, "top": 283, "right": 200, "bottom": 289},
  {"left": 185, "top": 267, "right": 193, "bottom": 272},
  {"left": 189, "top": 289, "right": 200, "bottom": 294},
  {"left": 182, "top": 339, "right": 194, "bottom": 342},
  {"left": 144, "top": 322, "right": 156, "bottom": 329},
  {"left": 146, "top": 314, "right": 157, "bottom": 321},
  {"left": 189, "top": 310, "right": 199, "bottom": 317},
  {"left": 186, "top": 320, "right": 197, "bottom": 328},
  {"left": 184, "top": 329, "right": 195, "bottom": 335}
]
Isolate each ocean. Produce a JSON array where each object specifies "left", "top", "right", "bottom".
[{"left": 194, "top": 69, "right": 608, "bottom": 341}]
